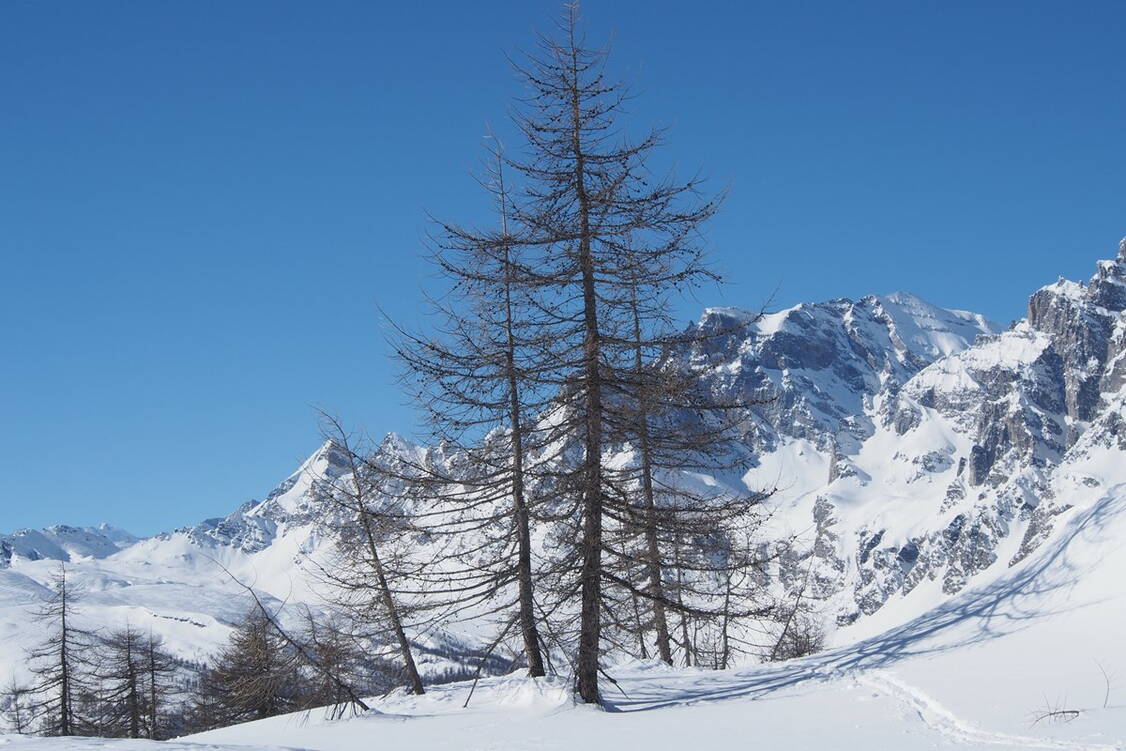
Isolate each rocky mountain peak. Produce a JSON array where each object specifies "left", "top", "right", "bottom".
[
  {"left": 688, "top": 294, "right": 997, "bottom": 460},
  {"left": 5, "top": 241, "right": 1123, "bottom": 645},
  {"left": 816, "top": 240, "right": 1126, "bottom": 622}
]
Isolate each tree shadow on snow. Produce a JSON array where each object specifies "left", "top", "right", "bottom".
[{"left": 607, "top": 486, "right": 1126, "bottom": 713}]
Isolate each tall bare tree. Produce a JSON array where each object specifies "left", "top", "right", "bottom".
[
  {"left": 501, "top": 4, "right": 723, "bottom": 703},
  {"left": 25, "top": 565, "right": 95, "bottom": 735},
  {"left": 389, "top": 146, "right": 561, "bottom": 677}
]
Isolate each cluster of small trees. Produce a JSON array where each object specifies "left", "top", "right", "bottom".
[
  {"left": 3, "top": 567, "right": 178, "bottom": 738},
  {"left": 3, "top": 567, "right": 403, "bottom": 737},
  {"left": 184, "top": 607, "right": 399, "bottom": 732}
]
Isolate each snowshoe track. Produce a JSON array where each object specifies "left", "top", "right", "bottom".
[{"left": 862, "top": 671, "right": 1122, "bottom": 750}]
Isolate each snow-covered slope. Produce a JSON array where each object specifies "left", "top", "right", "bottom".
[
  {"left": 2, "top": 241, "right": 1124, "bottom": 747},
  {"left": 721, "top": 240, "right": 1126, "bottom": 631},
  {"left": 0, "top": 439, "right": 467, "bottom": 680},
  {"left": 13, "top": 420, "right": 1121, "bottom": 749},
  {"left": 0, "top": 446, "right": 347, "bottom": 672},
  {"left": 114, "top": 465, "right": 1126, "bottom": 748},
  {"left": 0, "top": 289, "right": 998, "bottom": 668}
]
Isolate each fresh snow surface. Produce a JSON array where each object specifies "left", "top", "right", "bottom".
[
  {"left": 0, "top": 741, "right": 284, "bottom": 751},
  {"left": 179, "top": 468, "right": 1126, "bottom": 751},
  {"left": 7, "top": 461, "right": 1126, "bottom": 751}
]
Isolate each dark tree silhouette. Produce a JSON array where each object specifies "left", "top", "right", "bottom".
[{"left": 25, "top": 565, "right": 95, "bottom": 735}]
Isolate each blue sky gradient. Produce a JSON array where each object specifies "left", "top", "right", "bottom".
[{"left": 2, "top": 1, "right": 1123, "bottom": 534}]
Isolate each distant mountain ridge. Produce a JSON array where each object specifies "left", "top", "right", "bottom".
[
  {"left": 0, "top": 523, "right": 138, "bottom": 567},
  {"left": 2, "top": 239, "right": 1124, "bottom": 674}
]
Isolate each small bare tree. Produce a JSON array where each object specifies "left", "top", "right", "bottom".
[
  {"left": 310, "top": 416, "right": 426, "bottom": 695},
  {"left": 95, "top": 623, "right": 146, "bottom": 738},
  {"left": 296, "top": 607, "right": 379, "bottom": 713},
  {"left": 85, "top": 624, "right": 177, "bottom": 738},
  {"left": 140, "top": 630, "right": 177, "bottom": 739},
  {"left": 2, "top": 675, "right": 32, "bottom": 734},
  {"left": 190, "top": 608, "right": 304, "bottom": 729}
]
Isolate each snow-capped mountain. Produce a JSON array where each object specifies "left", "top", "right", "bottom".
[
  {"left": 741, "top": 238, "right": 1126, "bottom": 627},
  {"left": 687, "top": 291, "right": 999, "bottom": 457},
  {"left": 0, "top": 524, "right": 138, "bottom": 567},
  {"left": 2, "top": 240, "right": 1124, "bottom": 684}
]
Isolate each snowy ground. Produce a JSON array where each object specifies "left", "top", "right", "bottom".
[{"left": 5, "top": 474, "right": 1126, "bottom": 750}]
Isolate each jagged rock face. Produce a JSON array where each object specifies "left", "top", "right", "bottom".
[
  {"left": 907, "top": 247, "right": 1126, "bottom": 489},
  {"left": 171, "top": 440, "right": 357, "bottom": 553},
  {"left": 798, "top": 241, "right": 1126, "bottom": 625},
  {"left": 179, "top": 506, "right": 280, "bottom": 553},
  {"left": 688, "top": 293, "right": 997, "bottom": 458},
  {"left": 168, "top": 433, "right": 439, "bottom": 555},
  {"left": 5, "top": 241, "right": 1123, "bottom": 640}
]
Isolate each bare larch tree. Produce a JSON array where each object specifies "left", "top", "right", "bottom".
[
  {"left": 310, "top": 415, "right": 426, "bottom": 695},
  {"left": 190, "top": 608, "right": 303, "bottom": 729},
  {"left": 25, "top": 564, "right": 95, "bottom": 735},
  {"left": 503, "top": 4, "right": 723, "bottom": 703},
  {"left": 389, "top": 145, "right": 564, "bottom": 677}
]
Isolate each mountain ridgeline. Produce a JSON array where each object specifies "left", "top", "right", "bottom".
[{"left": 2, "top": 240, "right": 1125, "bottom": 655}]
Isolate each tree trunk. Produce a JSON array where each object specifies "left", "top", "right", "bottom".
[
  {"left": 127, "top": 638, "right": 140, "bottom": 738},
  {"left": 631, "top": 297, "right": 674, "bottom": 666},
  {"left": 367, "top": 529, "right": 425, "bottom": 695},
  {"left": 349, "top": 457, "right": 425, "bottom": 696},
  {"left": 59, "top": 583, "right": 70, "bottom": 736},
  {"left": 147, "top": 643, "right": 159, "bottom": 738},
  {"left": 501, "top": 222, "right": 546, "bottom": 678},
  {"left": 573, "top": 112, "right": 605, "bottom": 706}
]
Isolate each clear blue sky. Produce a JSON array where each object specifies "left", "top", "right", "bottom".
[{"left": 2, "top": 1, "right": 1123, "bottom": 536}]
